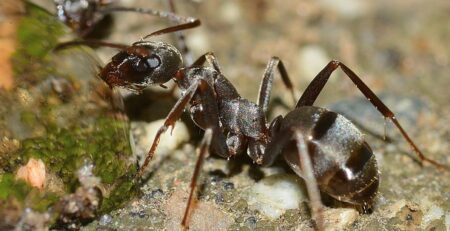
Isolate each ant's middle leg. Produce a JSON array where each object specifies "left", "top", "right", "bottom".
[
  {"left": 181, "top": 129, "right": 213, "bottom": 230},
  {"left": 257, "top": 57, "right": 296, "bottom": 114},
  {"left": 191, "top": 52, "right": 223, "bottom": 73},
  {"left": 296, "top": 60, "right": 448, "bottom": 170}
]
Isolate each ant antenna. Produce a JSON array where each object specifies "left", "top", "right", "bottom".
[{"left": 53, "top": 40, "right": 129, "bottom": 51}]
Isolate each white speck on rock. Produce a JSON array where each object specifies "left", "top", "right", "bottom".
[{"left": 247, "top": 174, "right": 307, "bottom": 219}]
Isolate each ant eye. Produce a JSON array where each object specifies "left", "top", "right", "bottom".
[
  {"left": 146, "top": 55, "right": 161, "bottom": 69},
  {"left": 133, "top": 59, "right": 149, "bottom": 72}
]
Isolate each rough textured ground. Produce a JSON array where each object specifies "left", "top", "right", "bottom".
[
  {"left": 83, "top": 0, "right": 449, "bottom": 230},
  {"left": 1, "top": 0, "right": 449, "bottom": 230}
]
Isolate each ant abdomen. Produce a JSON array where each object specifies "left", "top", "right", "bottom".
[{"left": 281, "top": 106, "right": 380, "bottom": 209}]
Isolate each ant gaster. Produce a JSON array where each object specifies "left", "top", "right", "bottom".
[{"left": 56, "top": 16, "right": 448, "bottom": 231}]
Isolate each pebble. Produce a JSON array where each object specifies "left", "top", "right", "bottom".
[
  {"left": 323, "top": 208, "right": 359, "bottom": 231},
  {"left": 297, "top": 45, "right": 331, "bottom": 82},
  {"left": 247, "top": 174, "right": 307, "bottom": 219},
  {"left": 244, "top": 216, "right": 257, "bottom": 229},
  {"left": 318, "top": 0, "right": 369, "bottom": 19},
  {"left": 223, "top": 182, "right": 235, "bottom": 190},
  {"left": 422, "top": 205, "right": 444, "bottom": 225},
  {"left": 98, "top": 214, "right": 112, "bottom": 226}
]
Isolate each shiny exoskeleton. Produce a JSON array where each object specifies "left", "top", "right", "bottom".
[
  {"left": 54, "top": 0, "right": 198, "bottom": 43},
  {"left": 56, "top": 21, "right": 448, "bottom": 231},
  {"left": 54, "top": 0, "right": 111, "bottom": 37}
]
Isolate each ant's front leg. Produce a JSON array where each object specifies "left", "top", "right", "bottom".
[
  {"left": 137, "top": 78, "right": 229, "bottom": 177},
  {"left": 137, "top": 79, "right": 203, "bottom": 178},
  {"left": 296, "top": 61, "right": 449, "bottom": 170}
]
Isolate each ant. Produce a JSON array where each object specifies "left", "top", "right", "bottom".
[
  {"left": 53, "top": 0, "right": 197, "bottom": 69},
  {"left": 53, "top": 0, "right": 193, "bottom": 37},
  {"left": 55, "top": 12, "right": 449, "bottom": 231}
]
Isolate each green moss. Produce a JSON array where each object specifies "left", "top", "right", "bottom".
[
  {"left": 0, "top": 174, "right": 60, "bottom": 212},
  {"left": 11, "top": 2, "right": 67, "bottom": 85},
  {"left": 0, "top": 174, "right": 31, "bottom": 201},
  {"left": 16, "top": 116, "right": 136, "bottom": 211}
]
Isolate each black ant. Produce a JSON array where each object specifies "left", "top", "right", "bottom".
[
  {"left": 55, "top": 14, "right": 449, "bottom": 231},
  {"left": 53, "top": 0, "right": 197, "bottom": 68},
  {"left": 53, "top": 0, "right": 194, "bottom": 37}
]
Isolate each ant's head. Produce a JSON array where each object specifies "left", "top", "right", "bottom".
[{"left": 99, "top": 41, "right": 183, "bottom": 92}]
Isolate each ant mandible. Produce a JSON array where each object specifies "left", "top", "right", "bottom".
[{"left": 55, "top": 12, "right": 449, "bottom": 231}]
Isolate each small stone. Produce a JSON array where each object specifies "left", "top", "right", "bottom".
[
  {"left": 425, "top": 219, "right": 446, "bottom": 231},
  {"left": 423, "top": 205, "right": 444, "bottom": 225},
  {"left": 323, "top": 208, "right": 359, "bottom": 231},
  {"left": 318, "top": 0, "right": 369, "bottom": 19},
  {"left": 297, "top": 45, "right": 330, "bottom": 82},
  {"left": 219, "top": 1, "right": 242, "bottom": 24},
  {"left": 215, "top": 193, "right": 225, "bottom": 204},
  {"left": 244, "top": 216, "right": 257, "bottom": 229},
  {"left": 223, "top": 182, "right": 234, "bottom": 190},
  {"left": 151, "top": 189, "right": 164, "bottom": 199},
  {"left": 247, "top": 174, "right": 307, "bottom": 219},
  {"left": 98, "top": 214, "right": 112, "bottom": 226},
  {"left": 138, "top": 210, "right": 148, "bottom": 219},
  {"left": 15, "top": 158, "right": 46, "bottom": 189}
]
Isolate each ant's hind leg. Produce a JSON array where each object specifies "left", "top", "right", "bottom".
[
  {"left": 181, "top": 129, "right": 213, "bottom": 230},
  {"left": 294, "top": 131, "right": 325, "bottom": 231},
  {"left": 296, "top": 61, "right": 448, "bottom": 170},
  {"left": 257, "top": 57, "right": 296, "bottom": 114}
]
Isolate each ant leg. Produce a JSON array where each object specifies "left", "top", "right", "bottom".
[
  {"left": 293, "top": 131, "right": 325, "bottom": 231},
  {"left": 257, "top": 57, "right": 296, "bottom": 114},
  {"left": 138, "top": 76, "right": 229, "bottom": 177},
  {"left": 296, "top": 60, "right": 448, "bottom": 170},
  {"left": 137, "top": 80, "right": 202, "bottom": 178},
  {"left": 263, "top": 129, "right": 325, "bottom": 229},
  {"left": 181, "top": 129, "right": 213, "bottom": 230},
  {"left": 100, "top": 6, "right": 200, "bottom": 40}
]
